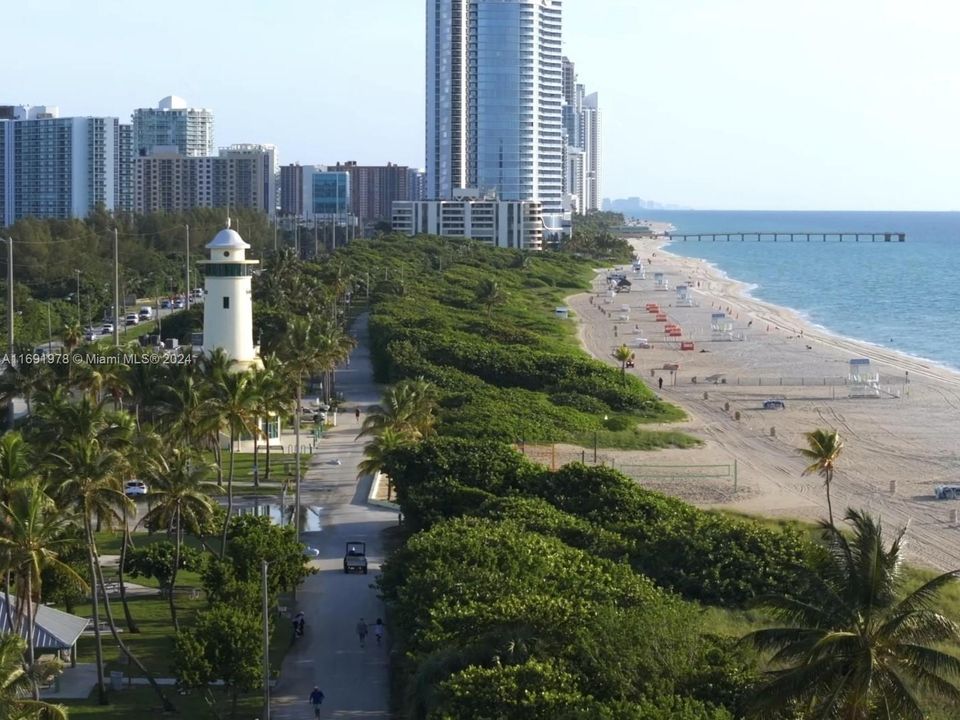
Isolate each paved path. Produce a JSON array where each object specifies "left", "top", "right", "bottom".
[{"left": 271, "top": 312, "right": 394, "bottom": 719}]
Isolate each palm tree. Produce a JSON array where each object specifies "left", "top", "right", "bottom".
[
  {"left": 612, "top": 344, "right": 634, "bottom": 381},
  {"left": 258, "top": 354, "right": 292, "bottom": 483},
  {"left": 48, "top": 399, "right": 173, "bottom": 710},
  {"left": 277, "top": 316, "right": 354, "bottom": 535},
  {"left": 357, "top": 427, "right": 411, "bottom": 502},
  {"left": 743, "top": 508, "right": 960, "bottom": 719},
  {"left": 247, "top": 361, "right": 286, "bottom": 488},
  {"left": 474, "top": 278, "right": 505, "bottom": 318},
  {"left": 0, "top": 480, "right": 85, "bottom": 679},
  {"left": 213, "top": 369, "right": 260, "bottom": 556},
  {"left": 0, "top": 361, "right": 54, "bottom": 418},
  {"left": 798, "top": 428, "right": 844, "bottom": 527},
  {"left": 0, "top": 633, "right": 66, "bottom": 720},
  {"left": 140, "top": 448, "right": 216, "bottom": 630},
  {"left": 61, "top": 323, "right": 82, "bottom": 354},
  {"left": 358, "top": 379, "right": 438, "bottom": 442}
]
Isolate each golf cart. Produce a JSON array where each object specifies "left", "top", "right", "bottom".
[{"left": 343, "top": 541, "right": 368, "bottom": 574}]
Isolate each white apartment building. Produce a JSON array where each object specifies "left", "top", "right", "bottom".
[
  {"left": 132, "top": 95, "right": 214, "bottom": 158},
  {"left": 0, "top": 106, "right": 119, "bottom": 225},
  {"left": 392, "top": 192, "right": 543, "bottom": 250}
]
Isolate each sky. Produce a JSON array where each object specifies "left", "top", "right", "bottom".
[{"left": 5, "top": 0, "right": 960, "bottom": 211}]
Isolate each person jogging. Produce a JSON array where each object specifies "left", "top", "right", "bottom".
[{"left": 309, "top": 686, "right": 325, "bottom": 717}]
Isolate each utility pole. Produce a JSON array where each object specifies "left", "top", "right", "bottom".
[
  {"left": 5, "top": 237, "right": 14, "bottom": 429},
  {"left": 6, "top": 237, "right": 13, "bottom": 360},
  {"left": 273, "top": 215, "right": 277, "bottom": 252},
  {"left": 261, "top": 560, "right": 271, "bottom": 720},
  {"left": 185, "top": 225, "right": 191, "bottom": 312},
  {"left": 74, "top": 269, "right": 81, "bottom": 325},
  {"left": 113, "top": 228, "right": 120, "bottom": 347}
]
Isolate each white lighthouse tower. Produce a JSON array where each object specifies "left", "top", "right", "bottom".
[{"left": 199, "top": 219, "right": 260, "bottom": 370}]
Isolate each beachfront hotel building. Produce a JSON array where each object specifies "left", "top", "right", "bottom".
[
  {"left": 0, "top": 105, "right": 120, "bottom": 225},
  {"left": 392, "top": 191, "right": 543, "bottom": 250},
  {"left": 426, "top": 0, "right": 567, "bottom": 239}
]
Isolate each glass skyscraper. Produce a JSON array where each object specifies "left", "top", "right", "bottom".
[{"left": 427, "top": 0, "right": 564, "bottom": 220}]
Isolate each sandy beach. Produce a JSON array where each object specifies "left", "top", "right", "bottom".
[{"left": 566, "top": 229, "right": 960, "bottom": 572}]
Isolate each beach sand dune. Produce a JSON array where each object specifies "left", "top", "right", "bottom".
[{"left": 567, "top": 236, "right": 960, "bottom": 572}]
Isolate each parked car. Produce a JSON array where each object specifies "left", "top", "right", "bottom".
[
  {"left": 934, "top": 484, "right": 960, "bottom": 500},
  {"left": 763, "top": 399, "right": 786, "bottom": 410},
  {"left": 125, "top": 314, "right": 139, "bottom": 326},
  {"left": 123, "top": 480, "right": 148, "bottom": 497}
]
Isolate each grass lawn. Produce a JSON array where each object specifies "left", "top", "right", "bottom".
[
  {"left": 199, "top": 452, "right": 309, "bottom": 488},
  {"left": 64, "top": 592, "right": 295, "bottom": 719},
  {"left": 62, "top": 684, "right": 265, "bottom": 719}
]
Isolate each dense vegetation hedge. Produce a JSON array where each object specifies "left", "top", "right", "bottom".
[
  {"left": 379, "top": 518, "right": 742, "bottom": 720},
  {"left": 332, "top": 234, "right": 694, "bottom": 450},
  {"left": 385, "top": 437, "right": 809, "bottom": 607}
]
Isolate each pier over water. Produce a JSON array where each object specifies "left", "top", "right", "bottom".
[{"left": 665, "top": 231, "right": 906, "bottom": 243}]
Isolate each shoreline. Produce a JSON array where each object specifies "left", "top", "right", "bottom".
[
  {"left": 567, "top": 235, "right": 960, "bottom": 572},
  {"left": 665, "top": 243, "right": 960, "bottom": 379}
]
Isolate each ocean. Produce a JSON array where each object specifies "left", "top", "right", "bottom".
[{"left": 628, "top": 210, "right": 960, "bottom": 372}]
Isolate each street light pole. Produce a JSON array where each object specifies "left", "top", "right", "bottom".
[
  {"left": 113, "top": 228, "right": 120, "bottom": 347},
  {"left": 185, "top": 224, "right": 191, "bottom": 312},
  {"left": 261, "top": 560, "right": 270, "bottom": 720},
  {"left": 4, "top": 237, "right": 13, "bottom": 429},
  {"left": 74, "top": 269, "right": 81, "bottom": 326},
  {"left": 5, "top": 237, "right": 13, "bottom": 360}
]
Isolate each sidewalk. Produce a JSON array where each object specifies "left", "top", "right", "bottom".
[{"left": 270, "top": 312, "right": 394, "bottom": 719}]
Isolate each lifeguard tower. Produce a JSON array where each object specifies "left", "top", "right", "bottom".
[
  {"left": 711, "top": 312, "right": 734, "bottom": 341},
  {"left": 653, "top": 272, "right": 669, "bottom": 291},
  {"left": 848, "top": 358, "right": 881, "bottom": 398},
  {"left": 675, "top": 284, "right": 696, "bottom": 307}
]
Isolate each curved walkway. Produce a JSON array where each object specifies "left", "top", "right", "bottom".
[{"left": 271, "top": 312, "right": 394, "bottom": 719}]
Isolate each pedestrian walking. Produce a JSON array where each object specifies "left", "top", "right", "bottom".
[
  {"left": 309, "top": 686, "right": 325, "bottom": 718},
  {"left": 658, "top": 376, "right": 663, "bottom": 390},
  {"left": 374, "top": 617, "right": 385, "bottom": 646},
  {"left": 355, "top": 407, "right": 361, "bottom": 422},
  {"left": 293, "top": 611, "right": 305, "bottom": 638},
  {"left": 356, "top": 618, "right": 368, "bottom": 647}
]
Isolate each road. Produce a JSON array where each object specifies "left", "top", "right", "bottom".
[{"left": 271, "top": 312, "right": 395, "bottom": 719}]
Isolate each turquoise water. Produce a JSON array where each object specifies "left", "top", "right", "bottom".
[{"left": 630, "top": 211, "right": 960, "bottom": 371}]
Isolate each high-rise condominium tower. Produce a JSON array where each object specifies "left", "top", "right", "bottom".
[
  {"left": 0, "top": 106, "right": 119, "bottom": 225},
  {"left": 132, "top": 95, "right": 214, "bottom": 157},
  {"left": 426, "top": 0, "right": 564, "bottom": 222}
]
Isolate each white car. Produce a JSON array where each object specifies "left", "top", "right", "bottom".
[
  {"left": 303, "top": 547, "right": 320, "bottom": 559},
  {"left": 173, "top": 299, "right": 185, "bottom": 309},
  {"left": 125, "top": 314, "right": 139, "bottom": 326},
  {"left": 101, "top": 323, "right": 114, "bottom": 334},
  {"left": 124, "top": 480, "right": 148, "bottom": 497}
]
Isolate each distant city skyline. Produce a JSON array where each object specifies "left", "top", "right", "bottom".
[{"left": 6, "top": 0, "right": 959, "bottom": 211}]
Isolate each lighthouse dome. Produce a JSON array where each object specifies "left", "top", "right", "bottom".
[{"left": 206, "top": 226, "right": 250, "bottom": 251}]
